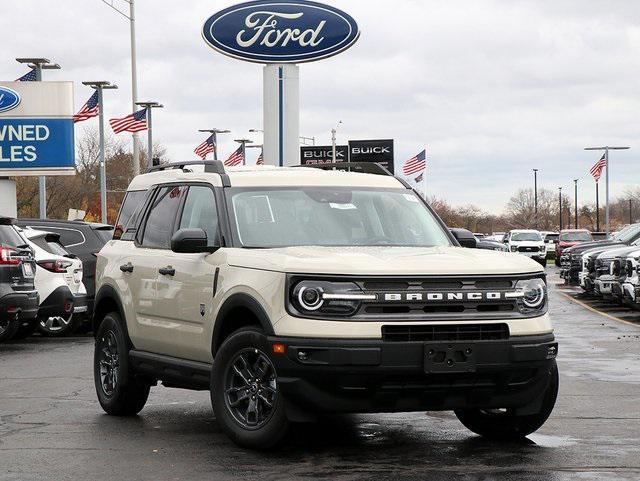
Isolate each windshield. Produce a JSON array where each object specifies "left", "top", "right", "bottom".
[
  {"left": 511, "top": 232, "right": 542, "bottom": 242},
  {"left": 560, "top": 231, "right": 592, "bottom": 242},
  {"left": 614, "top": 224, "right": 640, "bottom": 243},
  {"left": 229, "top": 188, "right": 452, "bottom": 248}
]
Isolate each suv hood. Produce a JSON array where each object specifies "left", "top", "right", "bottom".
[
  {"left": 227, "top": 246, "right": 543, "bottom": 276},
  {"left": 565, "top": 240, "right": 621, "bottom": 255}
]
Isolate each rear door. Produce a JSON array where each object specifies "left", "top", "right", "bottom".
[{"left": 155, "top": 184, "right": 222, "bottom": 361}]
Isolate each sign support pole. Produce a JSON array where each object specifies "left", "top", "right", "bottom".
[
  {"left": 263, "top": 64, "right": 299, "bottom": 166},
  {"left": 34, "top": 66, "right": 47, "bottom": 219}
]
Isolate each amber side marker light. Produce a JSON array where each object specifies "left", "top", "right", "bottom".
[{"left": 272, "top": 343, "right": 286, "bottom": 354}]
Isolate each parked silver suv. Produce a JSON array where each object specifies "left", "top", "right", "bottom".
[{"left": 93, "top": 161, "right": 558, "bottom": 449}]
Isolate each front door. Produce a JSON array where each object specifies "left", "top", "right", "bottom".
[{"left": 155, "top": 185, "right": 221, "bottom": 362}]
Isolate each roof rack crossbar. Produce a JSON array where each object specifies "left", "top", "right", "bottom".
[
  {"left": 297, "top": 161, "right": 393, "bottom": 177},
  {"left": 145, "top": 160, "right": 226, "bottom": 175}
]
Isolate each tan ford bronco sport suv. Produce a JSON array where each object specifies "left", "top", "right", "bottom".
[{"left": 93, "top": 161, "right": 558, "bottom": 449}]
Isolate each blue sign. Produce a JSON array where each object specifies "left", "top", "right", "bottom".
[
  {"left": 0, "top": 86, "right": 21, "bottom": 113},
  {"left": 202, "top": 0, "right": 360, "bottom": 63},
  {"left": 0, "top": 118, "right": 75, "bottom": 170}
]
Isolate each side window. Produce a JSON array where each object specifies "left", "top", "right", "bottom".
[
  {"left": 140, "top": 186, "right": 185, "bottom": 249},
  {"left": 114, "top": 190, "right": 147, "bottom": 240},
  {"left": 178, "top": 186, "right": 220, "bottom": 246},
  {"left": 43, "top": 227, "right": 85, "bottom": 247}
]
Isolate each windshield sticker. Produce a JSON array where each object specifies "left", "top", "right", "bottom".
[{"left": 403, "top": 194, "right": 419, "bottom": 203}]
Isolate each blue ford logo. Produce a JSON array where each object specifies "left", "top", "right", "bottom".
[
  {"left": 0, "top": 86, "right": 21, "bottom": 113},
  {"left": 202, "top": 0, "right": 360, "bottom": 63}
]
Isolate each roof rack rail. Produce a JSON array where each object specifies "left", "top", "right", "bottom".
[
  {"left": 298, "top": 161, "right": 393, "bottom": 176},
  {"left": 145, "top": 160, "right": 226, "bottom": 175}
]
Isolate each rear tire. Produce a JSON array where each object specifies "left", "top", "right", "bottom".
[
  {"left": 455, "top": 361, "right": 558, "bottom": 440},
  {"left": 0, "top": 316, "right": 19, "bottom": 343},
  {"left": 94, "top": 312, "right": 150, "bottom": 416},
  {"left": 12, "top": 319, "right": 38, "bottom": 340},
  {"left": 211, "top": 327, "right": 289, "bottom": 449},
  {"left": 37, "top": 313, "right": 78, "bottom": 337}
]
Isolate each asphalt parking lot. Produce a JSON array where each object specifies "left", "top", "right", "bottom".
[{"left": 1, "top": 268, "right": 639, "bottom": 481}]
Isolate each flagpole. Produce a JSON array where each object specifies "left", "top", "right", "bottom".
[
  {"left": 136, "top": 101, "right": 163, "bottom": 168},
  {"left": 16, "top": 58, "right": 61, "bottom": 219},
  {"left": 585, "top": 145, "right": 630, "bottom": 238},
  {"left": 595, "top": 180, "right": 599, "bottom": 232},
  {"left": 423, "top": 147, "right": 428, "bottom": 200},
  {"left": 83, "top": 81, "right": 118, "bottom": 224}
]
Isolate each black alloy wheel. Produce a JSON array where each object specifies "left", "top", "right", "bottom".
[{"left": 224, "top": 348, "right": 278, "bottom": 429}]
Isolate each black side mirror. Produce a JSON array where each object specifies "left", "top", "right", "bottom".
[
  {"left": 171, "top": 228, "right": 218, "bottom": 253},
  {"left": 449, "top": 228, "right": 477, "bottom": 248}
]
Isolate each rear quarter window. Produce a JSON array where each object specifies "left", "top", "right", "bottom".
[
  {"left": 0, "top": 225, "right": 27, "bottom": 248},
  {"left": 114, "top": 190, "right": 147, "bottom": 240}
]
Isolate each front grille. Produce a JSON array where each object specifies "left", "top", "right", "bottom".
[
  {"left": 382, "top": 323, "right": 509, "bottom": 342},
  {"left": 517, "top": 246, "right": 539, "bottom": 252}
]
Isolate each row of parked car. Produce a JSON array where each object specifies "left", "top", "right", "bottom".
[
  {"left": 0, "top": 217, "right": 113, "bottom": 342},
  {"left": 559, "top": 223, "right": 640, "bottom": 308}
]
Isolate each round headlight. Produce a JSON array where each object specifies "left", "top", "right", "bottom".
[
  {"left": 297, "top": 286, "right": 323, "bottom": 311},
  {"left": 515, "top": 278, "right": 547, "bottom": 309},
  {"left": 510, "top": 246, "right": 518, "bottom": 252}
]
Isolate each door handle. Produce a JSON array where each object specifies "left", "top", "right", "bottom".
[
  {"left": 119, "top": 262, "right": 134, "bottom": 273},
  {"left": 159, "top": 266, "right": 175, "bottom": 276}
]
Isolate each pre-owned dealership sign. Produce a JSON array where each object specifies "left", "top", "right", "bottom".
[
  {"left": 300, "top": 145, "right": 348, "bottom": 164},
  {"left": 0, "top": 82, "right": 75, "bottom": 176},
  {"left": 202, "top": 0, "right": 360, "bottom": 63}
]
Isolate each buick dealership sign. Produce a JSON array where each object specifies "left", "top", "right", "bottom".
[
  {"left": 300, "top": 145, "right": 348, "bottom": 164},
  {"left": 202, "top": 0, "right": 360, "bottom": 63}
]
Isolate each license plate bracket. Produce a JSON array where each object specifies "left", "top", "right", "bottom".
[{"left": 424, "top": 343, "right": 477, "bottom": 373}]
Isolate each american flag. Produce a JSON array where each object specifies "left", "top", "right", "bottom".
[
  {"left": 109, "top": 108, "right": 148, "bottom": 134},
  {"left": 16, "top": 69, "right": 37, "bottom": 81},
  {"left": 224, "top": 145, "right": 244, "bottom": 166},
  {"left": 403, "top": 149, "right": 426, "bottom": 176},
  {"left": 73, "top": 91, "right": 100, "bottom": 123},
  {"left": 414, "top": 172, "right": 424, "bottom": 183},
  {"left": 194, "top": 135, "right": 216, "bottom": 159},
  {"left": 589, "top": 153, "right": 606, "bottom": 181},
  {"left": 256, "top": 149, "right": 264, "bottom": 165}
]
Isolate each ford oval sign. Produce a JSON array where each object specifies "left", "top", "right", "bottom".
[
  {"left": 0, "top": 86, "right": 21, "bottom": 113},
  {"left": 202, "top": 0, "right": 360, "bottom": 64}
]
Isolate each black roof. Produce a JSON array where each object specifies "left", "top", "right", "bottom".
[{"left": 16, "top": 218, "right": 113, "bottom": 230}]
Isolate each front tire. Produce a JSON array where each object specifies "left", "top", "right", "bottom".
[
  {"left": 94, "top": 312, "right": 150, "bottom": 416},
  {"left": 454, "top": 361, "right": 558, "bottom": 440},
  {"left": 211, "top": 327, "right": 289, "bottom": 449}
]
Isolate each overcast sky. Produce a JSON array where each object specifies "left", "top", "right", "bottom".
[{"left": 3, "top": 0, "right": 639, "bottom": 211}]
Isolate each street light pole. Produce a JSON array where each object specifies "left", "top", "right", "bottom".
[
  {"left": 585, "top": 146, "right": 630, "bottom": 238},
  {"left": 83, "top": 81, "right": 118, "bottom": 224},
  {"left": 99, "top": 0, "right": 140, "bottom": 175},
  {"left": 559, "top": 187, "right": 563, "bottom": 231},
  {"left": 573, "top": 179, "right": 578, "bottom": 229},
  {"left": 533, "top": 169, "right": 538, "bottom": 229},
  {"left": 200, "top": 128, "right": 231, "bottom": 161},
  {"left": 16, "top": 58, "right": 61, "bottom": 219},
  {"left": 136, "top": 101, "right": 163, "bottom": 169}
]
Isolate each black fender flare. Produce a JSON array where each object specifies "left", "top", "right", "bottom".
[
  {"left": 93, "top": 284, "right": 127, "bottom": 336},
  {"left": 211, "top": 293, "right": 275, "bottom": 357}
]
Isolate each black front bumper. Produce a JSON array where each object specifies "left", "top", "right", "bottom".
[
  {"left": 0, "top": 290, "right": 39, "bottom": 322},
  {"left": 268, "top": 333, "right": 557, "bottom": 414}
]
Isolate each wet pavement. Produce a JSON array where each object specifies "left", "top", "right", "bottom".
[{"left": 1, "top": 269, "right": 639, "bottom": 480}]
